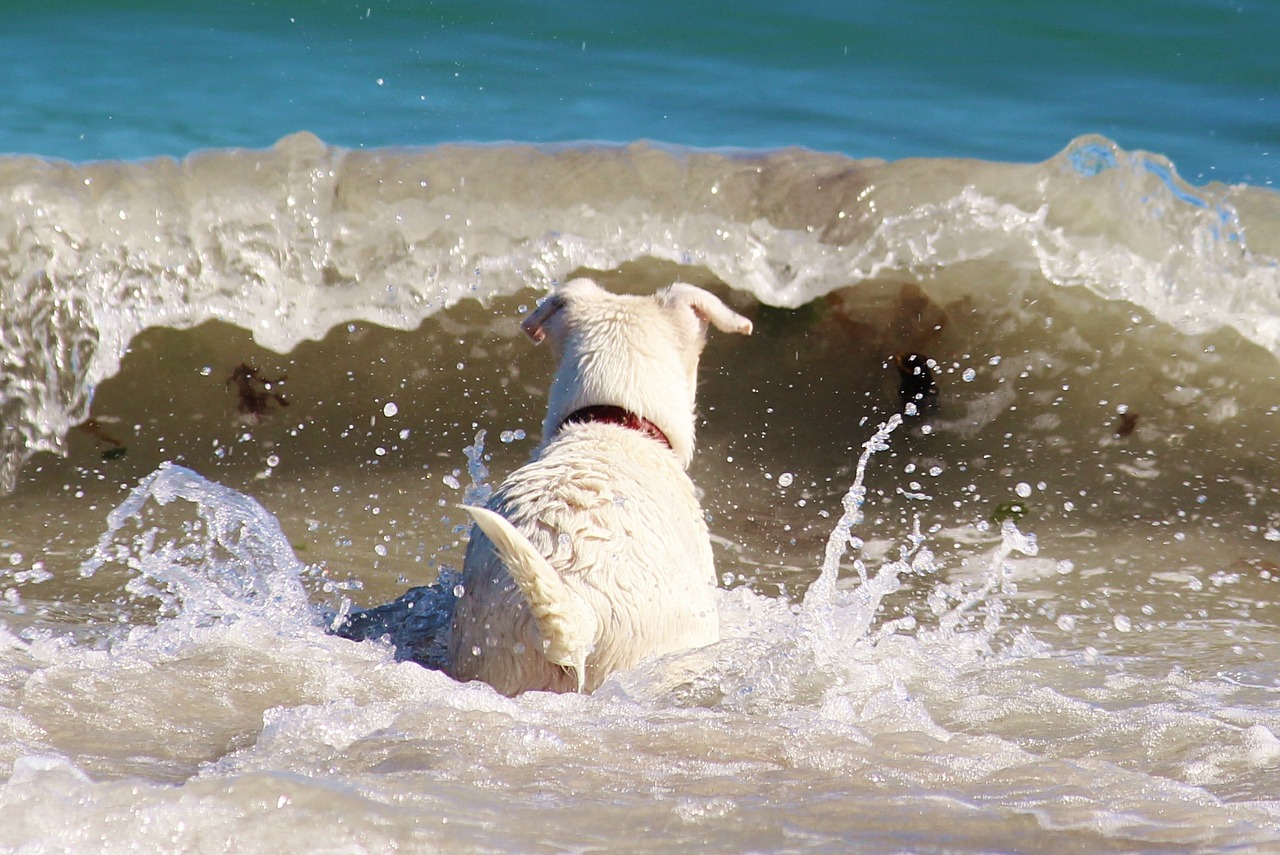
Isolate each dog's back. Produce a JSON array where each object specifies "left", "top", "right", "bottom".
[
  {"left": 446, "top": 280, "right": 751, "bottom": 695},
  {"left": 449, "top": 424, "right": 718, "bottom": 694}
]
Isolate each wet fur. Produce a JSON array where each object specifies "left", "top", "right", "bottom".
[{"left": 445, "top": 279, "right": 752, "bottom": 695}]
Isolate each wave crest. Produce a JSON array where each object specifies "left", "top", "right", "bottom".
[{"left": 0, "top": 132, "right": 1276, "bottom": 491}]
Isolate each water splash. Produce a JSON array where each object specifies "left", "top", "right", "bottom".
[
  {"left": 325, "top": 431, "right": 493, "bottom": 667},
  {"left": 462, "top": 429, "right": 492, "bottom": 507},
  {"left": 795, "top": 415, "right": 943, "bottom": 672},
  {"left": 930, "top": 519, "right": 1038, "bottom": 639},
  {"left": 651, "top": 412, "right": 1048, "bottom": 712},
  {"left": 81, "top": 463, "right": 312, "bottom": 631},
  {"left": 808, "top": 413, "right": 903, "bottom": 608},
  {"left": 325, "top": 575, "right": 459, "bottom": 671}
]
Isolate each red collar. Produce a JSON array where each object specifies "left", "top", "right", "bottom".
[{"left": 558, "top": 405, "right": 672, "bottom": 450}]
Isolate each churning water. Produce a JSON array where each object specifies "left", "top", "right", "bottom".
[{"left": 2, "top": 2, "right": 1279, "bottom": 852}]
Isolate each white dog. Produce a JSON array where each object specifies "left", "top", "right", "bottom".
[{"left": 446, "top": 278, "right": 753, "bottom": 695}]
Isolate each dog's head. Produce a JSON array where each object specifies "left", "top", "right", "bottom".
[{"left": 522, "top": 278, "right": 752, "bottom": 468}]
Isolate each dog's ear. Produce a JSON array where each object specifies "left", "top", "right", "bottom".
[
  {"left": 663, "top": 283, "right": 753, "bottom": 336},
  {"left": 521, "top": 294, "right": 566, "bottom": 343}
]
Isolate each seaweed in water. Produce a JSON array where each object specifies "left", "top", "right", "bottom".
[
  {"left": 77, "top": 418, "right": 128, "bottom": 461},
  {"left": 1115, "top": 411, "right": 1141, "bottom": 437},
  {"left": 227, "top": 363, "right": 290, "bottom": 419}
]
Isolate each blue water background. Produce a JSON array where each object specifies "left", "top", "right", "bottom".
[{"left": 2, "top": 0, "right": 1276, "bottom": 186}]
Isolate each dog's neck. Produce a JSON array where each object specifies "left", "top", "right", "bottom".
[{"left": 557, "top": 405, "right": 672, "bottom": 450}]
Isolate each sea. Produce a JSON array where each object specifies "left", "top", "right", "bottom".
[{"left": 1, "top": 1, "right": 1279, "bottom": 852}]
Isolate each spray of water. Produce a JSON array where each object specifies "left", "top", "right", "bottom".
[
  {"left": 809, "top": 413, "right": 904, "bottom": 606},
  {"left": 321, "top": 433, "right": 493, "bottom": 668},
  {"left": 462, "top": 429, "right": 492, "bottom": 507},
  {"left": 797, "top": 411, "right": 1041, "bottom": 660},
  {"left": 81, "top": 463, "right": 313, "bottom": 632}
]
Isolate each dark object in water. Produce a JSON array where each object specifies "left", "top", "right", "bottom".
[
  {"left": 894, "top": 352, "right": 939, "bottom": 413},
  {"left": 991, "top": 500, "right": 1030, "bottom": 524},
  {"left": 1115, "top": 412, "right": 1140, "bottom": 437},
  {"left": 326, "top": 575, "right": 460, "bottom": 671},
  {"left": 77, "top": 418, "right": 128, "bottom": 460},
  {"left": 227, "top": 363, "right": 289, "bottom": 418}
]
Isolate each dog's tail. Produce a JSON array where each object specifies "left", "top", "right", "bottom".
[{"left": 462, "top": 506, "right": 597, "bottom": 692}]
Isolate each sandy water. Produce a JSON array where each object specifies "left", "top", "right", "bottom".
[{"left": 0, "top": 135, "right": 1278, "bottom": 851}]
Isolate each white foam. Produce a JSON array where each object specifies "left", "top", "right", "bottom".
[{"left": 1, "top": 134, "right": 1277, "bottom": 490}]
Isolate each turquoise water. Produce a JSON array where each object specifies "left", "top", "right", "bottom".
[{"left": 3, "top": 0, "right": 1276, "bottom": 185}]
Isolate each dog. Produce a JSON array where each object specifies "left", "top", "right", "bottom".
[{"left": 446, "top": 278, "right": 752, "bottom": 695}]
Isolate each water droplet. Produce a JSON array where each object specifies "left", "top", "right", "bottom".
[
  {"left": 383, "top": 402, "right": 399, "bottom": 417},
  {"left": 443, "top": 475, "right": 461, "bottom": 489},
  {"left": 1113, "top": 614, "right": 1132, "bottom": 632},
  {"left": 778, "top": 472, "right": 794, "bottom": 487},
  {"left": 962, "top": 368, "right": 976, "bottom": 382},
  {"left": 1056, "top": 615, "right": 1076, "bottom": 631},
  {"left": 266, "top": 454, "right": 280, "bottom": 468},
  {"left": 1015, "top": 482, "right": 1032, "bottom": 498}
]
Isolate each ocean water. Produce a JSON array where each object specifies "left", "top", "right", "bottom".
[{"left": 2, "top": 1, "right": 1280, "bottom": 852}]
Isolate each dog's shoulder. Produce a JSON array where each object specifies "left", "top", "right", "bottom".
[
  {"left": 508, "top": 425, "right": 692, "bottom": 505},
  {"left": 487, "top": 425, "right": 710, "bottom": 574}
]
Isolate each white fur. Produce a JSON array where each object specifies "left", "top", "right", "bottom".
[{"left": 446, "top": 279, "right": 752, "bottom": 695}]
